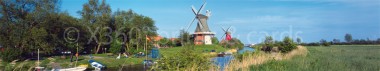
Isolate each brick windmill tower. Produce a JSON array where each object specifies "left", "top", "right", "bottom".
[{"left": 186, "top": 2, "right": 215, "bottom": 45}]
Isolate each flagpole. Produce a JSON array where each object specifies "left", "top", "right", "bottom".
[
  {"left": 36, "top": 49, "right": 44, "bottom": 71},
  {"left": 145, "top": 35, "right": 148, "bottom": 60},
  {"left": 75, "top": 43, "right": 78, "bottom": 67},
  {"left": 38, "top": 49, "right": 40, "bottom": 67}
]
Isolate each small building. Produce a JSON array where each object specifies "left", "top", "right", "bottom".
[
  {"left": 193, "top": 14, "right": 215, "bottom": 45},
  {"left": 194, "top": 32, "right": 214, "bottom": 45},
  {"left": 169, "top": 38, "right": 177, "bottom": 41},
  {"left": 153, "top": 36, "right": 162, "bottom": 41}
]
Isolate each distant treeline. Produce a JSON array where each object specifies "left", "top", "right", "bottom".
[{"left": 301, "top": 33, "right": 380, "bottom": 46}]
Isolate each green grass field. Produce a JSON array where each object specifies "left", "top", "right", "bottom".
[
  {"left": 250, "top": 45, "right": 380, "bottom": 71},
  {"left": 159, "top": 45, "right": 227, "bottom": 57}
]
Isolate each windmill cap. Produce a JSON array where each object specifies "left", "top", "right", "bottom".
[{"left": 193, "top": 32, "right": 215, "bottom": 34}]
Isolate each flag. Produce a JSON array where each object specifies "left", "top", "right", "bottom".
[{"left": 146, "top": 35, "right": 151, "bottom": 41}]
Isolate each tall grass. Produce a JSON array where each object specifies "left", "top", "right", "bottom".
[
  {"left": 224, "top": 46, "right": 308, "bottom": 71},
  {"left": 250, "top": 45, "right": 380, "bottom": 71}
]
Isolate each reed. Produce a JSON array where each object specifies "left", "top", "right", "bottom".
[
  {"left": 224, "top": 46, "right": 308, "bottom": 71},
  {"left": 251, "top": 45, "right": 380, "bottom": 71}
]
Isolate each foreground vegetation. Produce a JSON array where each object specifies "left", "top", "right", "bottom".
[
  {"left": 250, "top": 45, "right": 380, "bottom": 71},
  {"left": 0, "top": 45, "right": 227, "bottom": 70},
  {"left": 159, "top": 45, "right": 227, "bottom": 57},
  {"left": 0, "top": 54, "right": 146, "bottom": 70},
  {"left": 224, "top": 46, "right": 307, "bottom": 71},
  {"left": 152, "top": 45, "right": 228, "bottom": 70}
]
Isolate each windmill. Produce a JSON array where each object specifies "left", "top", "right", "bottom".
[
  {"left": 220, "top": 26, "right": 232, "bottom": 41},
  {"left": 185, "top": 1, "right": 215, "bottom": 45},
  {"left": 186, "top": 2, "right": 209, "bottom": 32}
]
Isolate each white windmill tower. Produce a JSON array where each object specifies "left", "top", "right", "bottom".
[{"left": 185, "top": 1, "right": 215, "bottom": 45}]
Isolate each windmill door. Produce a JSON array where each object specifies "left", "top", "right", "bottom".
[{"left": 204, "top": 35, "right": 212, "bottom": 45}]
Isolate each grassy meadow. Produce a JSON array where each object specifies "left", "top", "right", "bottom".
[
  {"left": 159, "top": 45, "right": 227, "bottom": 57},
  {"left": 250, "top": 45, "right": 380, "bottom": 71}
]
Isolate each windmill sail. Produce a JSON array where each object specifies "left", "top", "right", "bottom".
[
  {"left": 221, "top": 26, "right": 232, "bottom": 41},
  {"left": 186, "top": 2, "right": 207, "bottom": 32}
]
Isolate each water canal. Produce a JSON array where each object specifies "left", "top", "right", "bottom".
[
  {"left": 99, "top": 47, "right": 255, "bottom": 71},
  {"left": 212, "top": 46, "right": 255, "bottom": 71}
]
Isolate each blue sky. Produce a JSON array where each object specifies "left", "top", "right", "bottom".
[{"left": 61, "top": 0, "right": 380, "bottom": 44}]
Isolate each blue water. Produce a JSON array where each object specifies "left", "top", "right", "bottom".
[
  {"left": 238, "top": 47, "right": 255, "bottom": 54},
  {"left": 212, "top": 47, "right": 255, "bottom": 71},
  {"left": 212, "top": 55, "right": 234, "bottom": 71}
]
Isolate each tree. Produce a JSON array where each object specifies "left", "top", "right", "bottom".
[
  {"left": 0, "top": 48, "right": 22, "bottom": 62},
  {"left": 264, "top": 36, "right": 274, "bottom": 44},
  {"left": 262, "top": 36, "right": 274, "bottom": 52},
  {"left": 57, "top": 12, "right": 86, "bottom": 54},
  {"left": 0, "top": 0, "right": 159, "bottom": 62},
  {"left": 345, "top": 33, "right": 353, "bottom": 43},
  {"left": 279, "top": 36, "right": 297, "bottom": 53},
  {"left": 219, "top": 37, "right": 243, "bottom": 49},
  {"left": 110, "top": 36, "right": 123, "bottom": 54},
  {"left": 320, "top": 39, "right": 327, "bottom": 44},
  {"left": 0, "top": 0, "right": 65, "bottom": 60},
  {"left": 320, "top": 39, "right": 330, "bottom": 46},
  {"left": 274, "top": 41, "right": 283, "bottom": 47},
  {"left": 332, "top": 39, "right": 340, "bottom": 44},
  {"left": 230, "top": 38, "right": 244, "bottom": 49},
  {"left": 211, "top": 37, "right": 219, "bottom": 44},
  {"left": 157, "top": 38, "right": 174, "bottom": 47},
  {"left": 178, "top": 29, "right": 192, "bottom": 46},
  {"left": 80, "top": 0, "right": 112, "bottom": 54},
  {"left": 110, "top": 9, "right": 157, "bottom": 55},
  {"left": 296, "top": 37, "right": 301, "bottom": 44}
]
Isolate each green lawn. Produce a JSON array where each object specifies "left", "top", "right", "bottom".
[
  {"left": 159, "top": 45, "right": 227, "bottom": 57},
  {"left": 250, "top": 45, "right": 380, "bottom": 71}
]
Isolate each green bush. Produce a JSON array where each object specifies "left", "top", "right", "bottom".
[
  {"left": 158, "top": 38, "right": 176, "bottom": 47},
  {"left": 109, "top": 39, "right": 123, "bottom": 54},
  {"left": 322, "top": 42, "right": 331, "bottom": 46},
  {"left": 274, "top": 41, "right": 283, "bottom": 47},
  {"left": 4, "top": 63, "right": 14, "bottom": 71},
  {"left": 252, "top": 45, "right": 262, "bottom": 54},
  {"left": 220, "top": 38, "right": 244, "bottom": 49},
  {"left": 279, "top": 36, "right": 297, "bottom": 53},
  {"left": 212, "top": 37, "right": 219, "bottom": 44},
  {"left": 0, "top": 48, "right": 22, "bottom": 62},
  {"left": 126, "top": 48, "right": 145, "bottom": 55},
  {"left": 262, "top": 36, "right": 274, "bottom": 53},
  {"left": 152, "top": 46, "right": 211, "bottom": 70}
]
